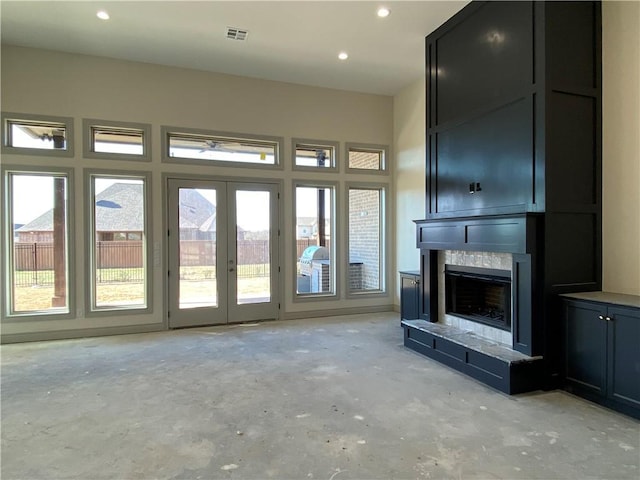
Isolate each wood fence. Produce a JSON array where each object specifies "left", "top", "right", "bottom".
[{"left": 14, "top": 239, "right": 329, "bottom": 286}]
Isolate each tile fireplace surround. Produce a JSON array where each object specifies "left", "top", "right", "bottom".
[{"left": 438, "top": 250, "right": 513, "bottom": 346}]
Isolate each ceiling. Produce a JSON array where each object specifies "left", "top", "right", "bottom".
[{"left": 0, "top": 1, "right": 468, "bottom": 96}]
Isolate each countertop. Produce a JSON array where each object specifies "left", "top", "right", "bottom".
[{"left": 560, "top": 291, "right": 640, "bottom": 309}]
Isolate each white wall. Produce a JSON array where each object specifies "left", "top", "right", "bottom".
[
  {"left": 1, "top": 46, "right": 394, "bottom": 341},
  {"left": 392, "top": 77, "right": 426, "bottom": 304},
  {"left": 602, "top": 1, "right": 640, "bottom": 295},
  {"left": 393, "top": 1, "right": 640, "bottom": 300}
]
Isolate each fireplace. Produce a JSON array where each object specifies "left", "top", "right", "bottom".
[
  {"left": 404, "top": 1, "right": 601, "bottom": 395},
  {"left": 437, "top": 250, "right": 514, "bottom": 346},
  {"left": 445, "top": 265, "right": 511, "bottom": 331}
]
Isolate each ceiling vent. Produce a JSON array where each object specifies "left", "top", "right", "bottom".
[{"left": 226, "top": 27, "right": 248, "bottom": 41}]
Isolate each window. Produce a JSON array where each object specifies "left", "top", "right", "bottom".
[
  {"left": 346, "top": 143, "right": 388, "bottom": 172},
  {"left": 2, "top": 167, "right": 73, "bottom": 317},
  {"left": 83, "top": 119, "right": 151, "bottom": 160},
  {"left": 2, "top": 113, "right": 74, "bottom": 157},
  {"left": 87, "top": 172, "right": 151, "bottom": 312},
  {"left": 348, "top": 185, "right": 386, "bottom": 294},
  {"left": 163, "top": 127, "right": 282, "bottom": 167},
  {"left": 293, "top": 139, "right": 338, "bottom": 171},
  {"left": 294, "top": 183, "right": 336, "bottom": 298}
]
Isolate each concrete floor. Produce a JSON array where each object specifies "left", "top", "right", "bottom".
[{"left": 1, "top": 312, "right": 638, "bottom": 479}]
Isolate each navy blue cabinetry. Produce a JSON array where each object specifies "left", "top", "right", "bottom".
[
  {"left": 399, "top": 271, "right": 420, "bottom": 322},
  {"left": 562, "top": 293, "right": 640, "bottom": 420}
]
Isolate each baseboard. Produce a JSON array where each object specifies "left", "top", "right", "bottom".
[
  {"left": 1, "top": 323, "right": 165, "bottom": 344},
  {"left": 282, "top": 304, "right": 395, "bottom": 320}
]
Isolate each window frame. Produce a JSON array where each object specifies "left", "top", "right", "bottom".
[
  {"left": 84, "top": 169, "right": 153, "bottom": 316},
  {"left": 1, "top": 165, "right": 76, "bottom": 320},
  {"left": 345, "top": 143, "right": 389, "bottom": 174},
  {"left": 1, "top": 112, "right": 74, "bottom": 158},
  {"left": 161, "top": 126, "right": 284, "bottom": 170},
  {"left": 292, "top": 179, "right": 340, "bottom": 302},
  {"left": 83, "top": 118, "right": 152, "bottom": 162},
  {"left": 345, "top": 181, "right": 389, "bottom": 298},
  {"left": 292, "top": 138, "right": 339, "bottom": 172}
]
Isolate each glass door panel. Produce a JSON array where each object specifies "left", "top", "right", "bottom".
[
  {"left": 234, "top": 189, "right": 271, "bottom": 305},
  {"left": 227, "top": 183, "right": 278, "bottom": 322},
  {"left": 168, "top": 179, "right": 227, "bottom": 327},
  {"left": 178, "top": 187, "right": 218, "bottom": 309}
]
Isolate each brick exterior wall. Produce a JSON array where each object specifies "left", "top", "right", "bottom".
[
  {"left": 348, "top": 189, "right": 380, "bottom": 290},
  {"left": 348, "top": 150, "right": 380, "bottom": 170}
]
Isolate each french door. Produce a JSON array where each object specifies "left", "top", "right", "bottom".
[{"left": 167, "top": 178, "right": 279, "bottom": 327}]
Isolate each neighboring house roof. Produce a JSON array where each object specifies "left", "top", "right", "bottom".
[
  {"left": 179, "top": 189, "right": 216, "bottom": 230},
  {"left": 95, "top": 183, "right": 144, "bottom": 232},
  {"left": 198, "top": 213, "right": 217, "bottom": 233},
  {"left": 16, "top": 211, "right": 52, "bottom": 232},
  {"left": 18, "top": 183, "right": 216, "bottom": 233}
]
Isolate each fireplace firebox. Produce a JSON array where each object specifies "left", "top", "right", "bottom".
[{"left": 445, "top": 266, "right": 511, "bottom": 331}]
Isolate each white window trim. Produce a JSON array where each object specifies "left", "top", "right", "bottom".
[
  {"left": 292, "top": 179, "right": 340, "bottom": 302},
  {"left": 345, "top": 181, "right": 389, "bottom": 298},
  {"left": 345, "top": 142, "right": 390, "bottom": 175},
  {"left": 292, "top": 138, "right": 340, "bottom": 173},
  {"left": 1, "top": 112, "right": 74, "bottom": 158},
  {"left": 1, "top": 165, "right": 76, "bottom": 320},
  {"left": 83, "top": 118, "right": 152, "bottom": 162},
  {"left": 84, "top": 168, "right": 153, "bottom": 316},
  {"left": 161, "top": 126, "right": 284, "bottom": 170}
]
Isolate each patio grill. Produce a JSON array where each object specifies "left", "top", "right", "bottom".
[{"left": 299, "top": 246, "right": 329, "bottom": 276}]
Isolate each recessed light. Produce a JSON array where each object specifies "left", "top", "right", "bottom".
[
  {"left": 377, "top": 7, "right": 390, "bottom": 18},
  {"left": 338, "top": 52, "right": 349, "bottom": 60},
  {"left": 96, "top": 10, "right": 110, "bottom": 20}
]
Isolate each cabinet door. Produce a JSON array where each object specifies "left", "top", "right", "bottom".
[
  {"left": 607, "top": 306, "right": 640, "bottom": 409},
  {"left": 433, "top": 99, "right": 534, "bottom": 215},
  {"left": 565, "top": 301, "right": 607, "bottom": 395},
  {"left": 400, "top": 275, "right": 419, "bottom": 321}
]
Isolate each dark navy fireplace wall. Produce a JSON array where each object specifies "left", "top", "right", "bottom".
[{"left": 414, "top": 1, "right": 602, "bottom": 389}]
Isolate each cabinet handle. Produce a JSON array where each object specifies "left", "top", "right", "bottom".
[
  {"left": 606, "top": 316, "right": 613, "bottom": 322},
  {"left": 598, "top": 315, "right": 605, "bottom": 320}
]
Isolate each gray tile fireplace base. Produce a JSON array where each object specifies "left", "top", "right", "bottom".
[{"left": 402, "top": 319, "right": 545, "bottom": 394}]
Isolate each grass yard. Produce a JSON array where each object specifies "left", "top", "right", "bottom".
[{"left": 12, "top": 276, "right": 270, "bottom": 312}]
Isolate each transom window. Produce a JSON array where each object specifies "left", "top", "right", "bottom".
[
  {"left": 83, "top": 119, "right": 151, "bottom": 160},
  {"left": 165, "top": 129, "right": 279, "bottom": 166},
  {"left": 2, "top": 113, "right": 73, "bottom": 156},
  {"left": 347, "top": 144, "right": 388, "bottom": 172},
  {"left": 293, "top": 139, "right": 338, "bottom": 171}
]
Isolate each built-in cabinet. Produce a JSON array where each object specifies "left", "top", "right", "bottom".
[
  {"left": 562, "top": 293, "right": 640, "bottom": 420},
  {"left": 399, "top": 271, "right": 420, "bottom": 322},
  {"left": 425, "top": 1, "right": 601, "bottom": 219}
]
